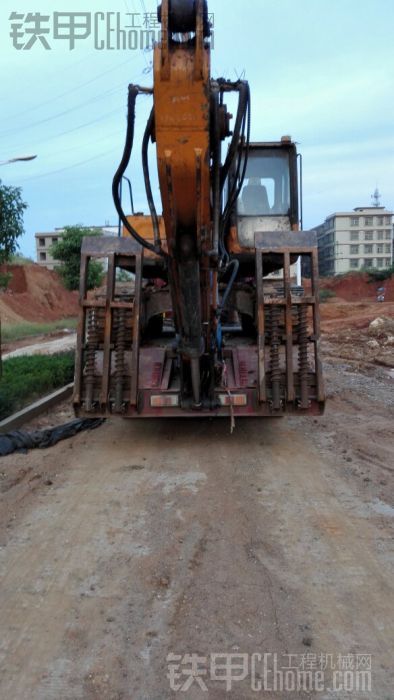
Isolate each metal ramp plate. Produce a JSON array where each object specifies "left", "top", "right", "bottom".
[{"left": 255, "top": 230, "right": 325, "bottom": 413}]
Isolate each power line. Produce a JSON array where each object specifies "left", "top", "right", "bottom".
[
  {"left": 3, "top": 69, "right": 148, "bottom": 153},
  {"left": 15, "top": 148, "right": 115, "bottom": 184},
  {"left": 0, "top": 82, "right": 128, "bottom": 138},
  {"left": 3, "top": 56, "right": 137, "bottom": 124}
]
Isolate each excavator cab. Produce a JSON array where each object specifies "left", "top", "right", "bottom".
[
  {"left": 237, "top": 141, "right": 298, "bottom": 224},
  {"left": 226, "top": 139, "right": 301, "bottom": 274}
]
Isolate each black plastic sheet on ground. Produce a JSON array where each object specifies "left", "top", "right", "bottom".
[{"left": 0, "top": 419, "right": 105, "bottom": 457}]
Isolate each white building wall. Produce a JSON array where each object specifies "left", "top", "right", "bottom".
[{"left": 315, "top": 207, "right": 393, "bottom": 276}]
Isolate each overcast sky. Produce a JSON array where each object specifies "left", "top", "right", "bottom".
[{"left": 1, "top": 0, "right": 393, "bottom": 260}]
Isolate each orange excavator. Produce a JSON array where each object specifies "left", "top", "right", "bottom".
[{"left": 73, "top": 0, "right": 325, "bottom": 420}]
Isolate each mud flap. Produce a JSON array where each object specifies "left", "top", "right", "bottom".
[{"left": 255, "top": 230, "right": 325, "bottom": 414}]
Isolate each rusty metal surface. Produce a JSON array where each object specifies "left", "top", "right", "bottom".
[
  {"left": 255, "top": 230, "right": 325, "bottom": 413},
  {"left": 73, "top": 241, "right": 143, "bottom": 416},
  {"left": 255, "top": 229, "right": 317, "bottom": 250},
  {"left": 81, "top": 235, "right": 142, "bottom": 257}
]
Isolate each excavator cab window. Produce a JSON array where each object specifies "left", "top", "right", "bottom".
[{"left": 238, "top": 149, "right": 291, "bottom": 217}]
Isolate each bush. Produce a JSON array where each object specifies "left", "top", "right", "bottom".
[
  {"left": 0, "top": 352, "right": 75, "bottom": 421},
  {"left": 319, "top": 289, "right": 336, "bottom": 303},
  {"left": 366, "top": 265, "right": 394, "bottom": 283},
  {"left": 0, "top": 271, "right": 12, "bottom": 290}
]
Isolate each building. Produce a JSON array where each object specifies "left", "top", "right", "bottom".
[
  {"left": 35, "top": 226, "right": 118, "bottom": 270},
  {"left": 314, "top": 207, "right": 393, "bottom": 276}
]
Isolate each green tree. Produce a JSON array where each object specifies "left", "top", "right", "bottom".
[
  {"left": 51, "top": 226, "right": 104, "bottom": 291},
  {"left": 0, "top": 179, "right": 27, "bottom": 263}
]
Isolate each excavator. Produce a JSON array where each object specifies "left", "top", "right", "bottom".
[{"left": 73, "top": 0, "right": 325, "bottom": 421}]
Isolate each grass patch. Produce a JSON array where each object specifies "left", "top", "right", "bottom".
[
  {"left": 0, "top": 352, "right": 75, "bottom": 421},
  {"left": 1, "top": 318, "right": 78, "bottom": 343},
  {"left": 319, "top": 289, "right": 336, "bottom": 303},
  {"left": 9, "top": 254, "right": 34, "bottom": 265}
]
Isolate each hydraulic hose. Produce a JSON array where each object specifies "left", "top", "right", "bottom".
[
  {"left": 142, "top": 108, "right": 162, "bottom": 250},
  {"left": 112, "top": 85, "right": 166, "bottom": 257},
  {"left": 216, "top": 258, "right": 239, "bottom": 352},
  {"left": 217, "top": 81, "right": 251, "bottom": 261},
  {"left": 220, "top": 81, "right": 250, "bottom": 192},
  {"left": 218, "top": 259, "right": 239, "bottom": 314}
]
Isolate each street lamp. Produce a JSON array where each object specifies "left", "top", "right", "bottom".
[{"left": 0, "top": 155, "right": 37, "bottom": 165}]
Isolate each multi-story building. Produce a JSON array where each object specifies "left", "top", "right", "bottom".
[
  {"left": 35, "top": 226, "right": 118, "bottom": 270},
  {"left": 314, "top": 206, "right": 393, "bottom": 276}
]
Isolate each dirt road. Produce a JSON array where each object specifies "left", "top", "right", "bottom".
[{"left": 0, "top": 358, "right": 393, "bottom": 699}]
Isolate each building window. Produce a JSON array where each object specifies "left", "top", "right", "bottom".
[
  {"left": 364, "top": 217, "right": 373, "bottom": 226},
  {"left": 377, "top": 231, "right": 384, "bottom": 240},
  {"left": 350, "top": 217, "right": 359, "bottom": 226},
  {"left": 40, "top": 252, "right": 47, "bottom": 261},
  {"left": 364, "top": 244, "right": 373, "bottom": 254},
  {"left": 350, "top": 232, "right": 359, "bottom": 241},
  {"left": 350, "top": 259, "right": 359, "bottom": 269},
  {"left": 378, "top": 216, "right": 384, "bottom": 225},
  {"left": 377, "top": 245, "right": 384, "bottom": 254},
  {"left": 377, "top": 259, "right": 384, "bottom": 268},
  {"left": 385, "top": 258, "right": 391, "bottom": 267},
  {"left": 364, "top": 258, "right": 374, "bottom": 268},
  {"left": 386, "top": 217, "right": 392, "bottom": 225},
  {"left": 350, "top": 245, "right": 359, "bottom": 254},
  {"left": 39, "top": 238, "right": 45, "bottom": 247},
  {"left": 385, "top": 244, "right": 391, "bottom": 254},
  {"left": 364, "top": 232, "right": 373, "bottom": 241},
  {"left": 52, "top": 237, "right": 58, "bottom": 244},
  {"left": 386, "top": 231, "right": 391, "bottom": 240}
]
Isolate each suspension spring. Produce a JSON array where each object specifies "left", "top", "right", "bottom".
[
  {"left": 114, "top": 308, "right": 126, "bottom": 413},
  {"left": 85, "top": 308, "right": 99, "bottom": 412},
  {"left": 298, "top": 304, "right": 309, "bottom": 408},
  {"left": 270, "top": 305, "right": 281, "bottom": 410}
]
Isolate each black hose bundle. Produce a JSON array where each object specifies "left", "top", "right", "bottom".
[
  {"left": 219, "top": 81, "right": 251, "bottom": 261},
  {"left": 142, "top": 108, "right": 162, "bottom": 250},
  {"left": 112, "top": 85, "right": 165, "bottom": 257},
  {"left": 0, "top": 419, "right": 104, "bottom": 457}
]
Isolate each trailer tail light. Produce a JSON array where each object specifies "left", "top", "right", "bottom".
[
  {"left": 218, "top": 393, "right": 247, "bottom": 407},
  {"left": 150, "top": 394, "right": 179, "bottom": 408}
]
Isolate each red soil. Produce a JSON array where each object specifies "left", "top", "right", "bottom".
[
  {"left": 320, "top": 272, "right": 394, "bottom": 302},
  {"left": 0, "top": 264, "right": 78, "bottom": 324}
]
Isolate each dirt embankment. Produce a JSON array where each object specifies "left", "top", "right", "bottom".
[
  {"left": 320, "top": 271, "right": 394, "bottom": 302},
  {"left": 317, "top": 273, "right": 394, "bottom": 370},
  {"left": 0, "top": 264, "right": 78, "bottom": 324}
]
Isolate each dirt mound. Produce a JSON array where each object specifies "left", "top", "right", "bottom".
[
  {"left": 320, "top": 301, "right": 394, "bottom": 332},
  {"left": 320, "top": 272, "right": 394, "bottom": 302},
  {"left": 0, "top": 264, "right": 78, "bottom": 324}
]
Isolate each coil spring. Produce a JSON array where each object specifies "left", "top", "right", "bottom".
[
  {"left": 270, "top": 305, "right": 281, "bottom": 409},
  {"left": 85, "top": 309, "right": 99, "bottom": 381},
  {"left": 298, "top": 305, "right": 309, "bottom": 407},
  {"left": 114, "top": 308, "right": 127, "bottom": 412},
  {"left": 115, "top": 309, "right": 126, "bottom": 377},
  {"left": 270, "top": 305, "right": 281, "bottom": 384},
  {"left": 84, "top": 308, "right": 99, "bottom": 412}
]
